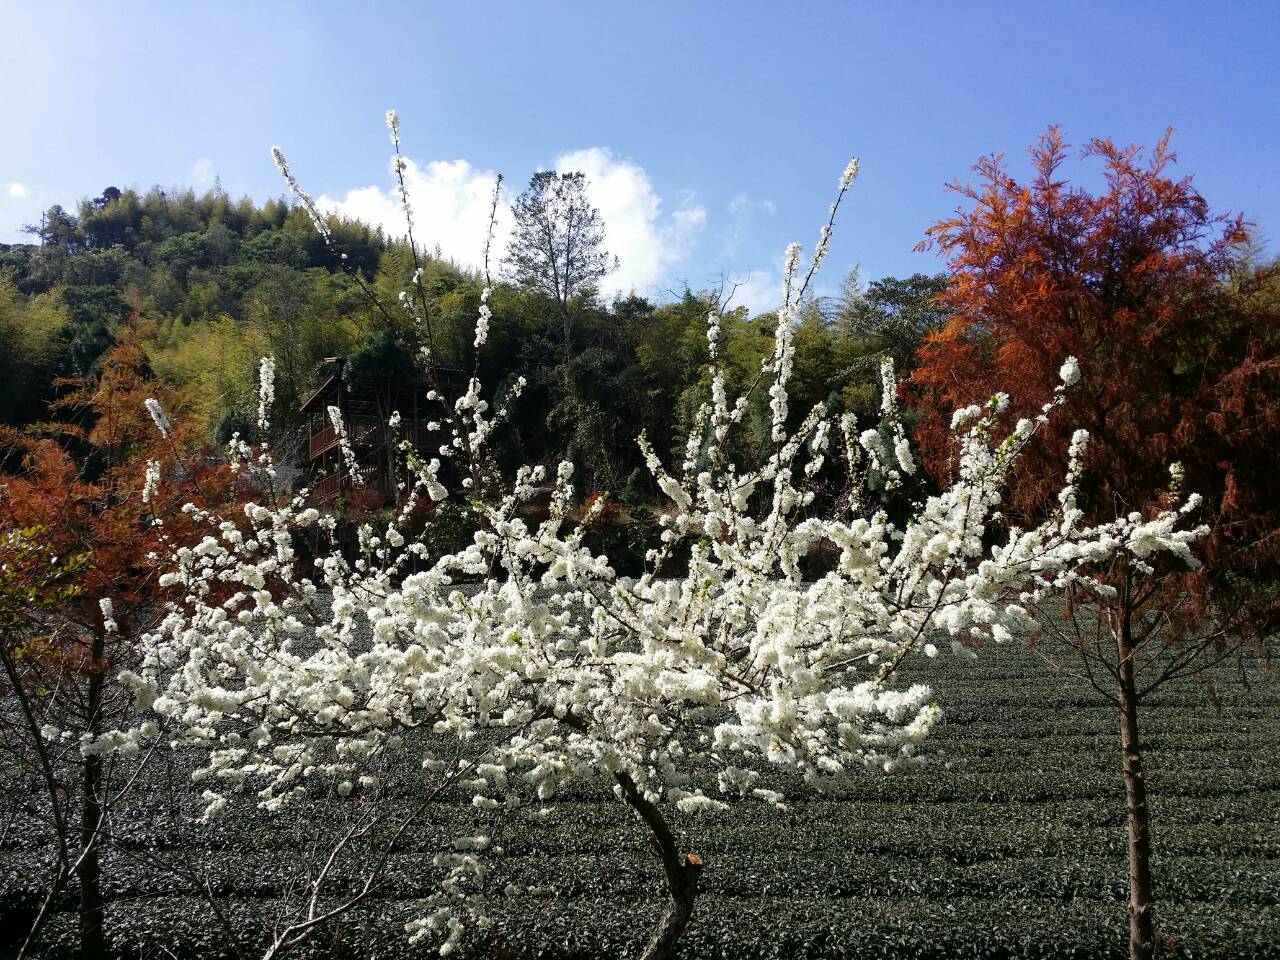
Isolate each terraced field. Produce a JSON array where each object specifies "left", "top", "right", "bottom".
[{"left": 3, "top": 641, "right": 1277, "bottom": 959}]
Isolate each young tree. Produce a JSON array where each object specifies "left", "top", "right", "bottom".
[
  {"left": 110, "top": 122, "right": 1210, "bottom": 960},
  {"left": 834, "top": 270, "right": 948, "bottom": 380},
  {"left": 910, "top": 128, "right": 1280, "bottom": 960},
  {"left": 0, "top": 314, "right": 232, "bottom": 959},
  {"left": 506, "top": 170, "right": 616, "bottom": 366},
  {"left": 0, "top": 527, "right": 88, "bottom": 953}
]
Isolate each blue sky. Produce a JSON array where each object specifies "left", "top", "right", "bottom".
[{"left": 2, "top": 1, "right": 1277, "bottom": 311}]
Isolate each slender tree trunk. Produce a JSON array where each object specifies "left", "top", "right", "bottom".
[
  {"left": 77, "top": 753, "right": 106, "bottom": 959},
  {"left": 559, "top": 298, "right": 572, "bottom": 368},
  {"left": 77, "top": 632, "right": 108, "bottom": 960},
  {"left": 558, "top": 298, "right": 575, "bottom": 403},
  {"left": 1116, "top": 602, "right": 1155, "bottom": 960},
  {"left": 615, "top": 773, "right": 703, "bottom": 960}
]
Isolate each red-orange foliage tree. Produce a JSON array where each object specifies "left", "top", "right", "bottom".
[
  {"left": 0, "top": 314, "right": 232, "bottom": 960},
  {"left": 910, "top": 128, "right": 1280, "bottom": 960}
]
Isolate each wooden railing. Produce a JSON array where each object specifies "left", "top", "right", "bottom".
[
  {"left": 353, "top": 463, "right": 382, "bottom": 488},
  {"left": 308, "top": 461, "right": 387, "bottom": 505},
  {"left": 311, "top": 471, "right": 342, "bottom": 503},
  {"left": 310, "top": 424, "right": 338, "bottom": 459}
]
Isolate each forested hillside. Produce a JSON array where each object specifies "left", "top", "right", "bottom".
[{"left": 0, "top": 183, "right": 944, "bottom": 494}]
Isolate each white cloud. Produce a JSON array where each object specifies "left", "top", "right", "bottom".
[
  {"left": 191, "top": 158, "right": 215, "bottom": 186},
  {"left": 6, "top": 181, "right": 28, "bottom": 199},
  {"left": 318, "top": 148, "right": 705, "bottom": 297},
  {"left": 321, "top": 156, "right": 508, "bottom": 273}
]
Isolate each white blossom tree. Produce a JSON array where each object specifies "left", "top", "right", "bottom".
[{"left": 104, "top": 113, "right": 1208, "bottom": 960}]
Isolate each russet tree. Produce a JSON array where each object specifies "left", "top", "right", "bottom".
[
  {"left": 0, "top": 312, "right": 233, "bottom": 960},
  {"left": 910, "top": 127, "right": 1280, "bottom": 960}
]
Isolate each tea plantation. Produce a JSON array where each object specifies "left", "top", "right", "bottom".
[{"left": 3, "top": 641, "right": 1276, "bottom": 959}]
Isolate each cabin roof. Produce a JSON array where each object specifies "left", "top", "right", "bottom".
[{"left": 298, "top": 374, "right": 340, "bottom": 414}]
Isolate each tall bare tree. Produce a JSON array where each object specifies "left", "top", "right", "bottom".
[{"left": 506, "top": 171, "right": 616, "bottom": 366}]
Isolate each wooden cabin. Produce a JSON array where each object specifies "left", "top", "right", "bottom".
[{"left": 299, "top": 357, "right": 466, "bottom": 505}]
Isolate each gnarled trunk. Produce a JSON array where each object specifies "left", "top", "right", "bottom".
[
  {"left": 639, "top": 852, "right": 701, "bottom": 960},
  {"left": 615, "top": 772, "right": 703, "bottom": 960}
]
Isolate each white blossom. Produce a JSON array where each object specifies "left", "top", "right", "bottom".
[
  {"left": 257, "top": 356, "right": 276, "bottom": 432},
  {"left": 840, "top": 157, "right": 861, "bottom": 191},
  {"left": 142, "top": 459, "right": 161, "bottom": 504},
  {"left": 327, "top": 405, "right": 361, "bottom": 484},
  {"left": 144, "top": 398, "right": 171, "bottom": 438},
  {"left": 271, "top": 146, "right": 332, "bottom": 241},
  {"left": 119, "top": 126, "right": 1209, "bottom": 957},
  {"left": 99, "top": 597, "right": 117, "bottom": 634}
]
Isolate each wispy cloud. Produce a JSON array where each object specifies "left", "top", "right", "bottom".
[
  {"left": 722, "top": 192, "right": 775, "bottom": 259},
  {"left": 191, "top": 158, "right": 215, "bottom": 186},
  {"left": 727, "top": 193, "right": 775, "bottom": 217}
]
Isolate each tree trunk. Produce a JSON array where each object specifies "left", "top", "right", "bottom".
[
  {"left": 77, "top": 752, "right": 106, "bottom": 959},
  {"left": 559, "top": 298, "right": 572, "bottom": 368},
  {"left": 615, "top": 773, "right": 703, "bottom": 960},
  {"left": 639, "top": 858, "right": 701, "bottom": 960},
  {"left": 1116, "top": 605, "right": 1155, "bottom": 960},
  {"left": 77, "top": 632, "right": 108, "bottom": 960}
]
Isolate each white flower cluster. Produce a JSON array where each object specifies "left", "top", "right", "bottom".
[
  {"left": 142, "top": 459, "right": 161, "bottom": 504},
  {"left": 117, "top": 130, "right": 1207, "bottom": 956},
  {"left": 99, "top": 597, "right": 117, "bottom": 634},
  {"left": 257, "top": 356, "right": 276, "bottom": 433},
  {"left": 387, "top": 109, "right": 415, "bottom": 234},
  {"left": 326, "top": 404, "right": 362, "bottom": 485},
  {"left": 473, "top": 176, "right": 502, "bottom": 350},
  {"left": 474, "top": 287, "right": 492, "bottom": 349},
  {"left": 849, "top": 359, "right": 916, "bottom": 491},
  {"left": 144, "top": 398, "right": 171, "bottom": 438}
]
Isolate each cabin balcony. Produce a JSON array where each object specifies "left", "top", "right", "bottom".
[
  {"left": 308, "top": 416, "right": 385, "bottom": 460},
  {"left": 308, "top": 460, "right": 386, "bottom": 505}
]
